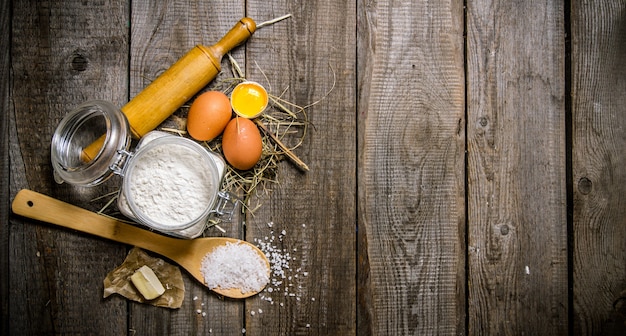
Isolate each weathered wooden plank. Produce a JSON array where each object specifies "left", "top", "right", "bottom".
[
  {"left": 243, "top": 1, "right": 357, "bottom": 335},
  {"left": 358, "top": 0, "right": 466, "bottom": 334},
  {"left": 127, "top": 1, "right": 247, "bottom": 334},
  {"left": 571, "top": 1, "right": 626, "bottom": 335},
  {"left": 9, "top": 0, "right": 130, "bottom": 334},
  {"left": 466, "top": 0, "right": 568, "bottom": 334},
  {"left": 0, "top": 0, "right": 10, "bottom": 333}
]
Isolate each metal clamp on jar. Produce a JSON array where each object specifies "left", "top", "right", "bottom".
[{"left": 50, "top": 100, "right": 237, "bottom": 239}]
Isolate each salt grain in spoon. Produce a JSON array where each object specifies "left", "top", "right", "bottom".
[{"left": 200, "top": 242, "right": 270, "bottom": 294}]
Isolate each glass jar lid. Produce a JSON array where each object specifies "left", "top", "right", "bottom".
[{"left": 51, "top": 100, "right": 131, "bottom": 186}]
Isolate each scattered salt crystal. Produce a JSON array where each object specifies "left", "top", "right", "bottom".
[
  {"left": 250, "top": 311, "right": 255, "bottom": 316},
  {"left": 193, "top": 296, "right": 198, "bottom": 300},
  {"left": 202, "top": 312, "right": 206, "bottom": 317},
  {"left": 256, "top": 221, "right": 315, "bottom": 309},
  {"left": 196, "top": 309, "right": 202, "bottom": 314},
  {"left": 306, "top": 324, "right": 310, "bottom": 328},
  {"left": 258, "top": 309, "right": 263, "bottom": 314},
  {"left": 242, "top": 328, "right": 246, "bottom": 334},
  {"left": 200, "top": 242, "right": 269, "bottom": 294}
]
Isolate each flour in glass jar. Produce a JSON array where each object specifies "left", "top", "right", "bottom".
[{"left": 127, "top": 143, "right": 215, "bottom": 226}]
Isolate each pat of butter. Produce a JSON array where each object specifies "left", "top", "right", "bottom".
[{"left": 131, "top": 265, "right": 166, "bottom": 300}]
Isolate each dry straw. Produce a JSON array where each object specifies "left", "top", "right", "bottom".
[{"left": 95, "top": 14, "right": 334, "bottom": 230}]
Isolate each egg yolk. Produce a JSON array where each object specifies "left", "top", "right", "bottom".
[{"left": 231, "top": 82, "right": 268, "bottom": 118}]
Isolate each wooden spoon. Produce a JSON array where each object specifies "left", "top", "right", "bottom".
[{"left": 11, "top": 189, "right": 269, "bottom": 299}]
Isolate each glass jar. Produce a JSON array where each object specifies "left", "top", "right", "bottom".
[{"left": 51, "top": 100, "right": 235, "bottom": 238}]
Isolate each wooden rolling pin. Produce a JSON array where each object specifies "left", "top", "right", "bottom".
[{"left": 82, "top": 17, "right": 257, "bottom": 161}]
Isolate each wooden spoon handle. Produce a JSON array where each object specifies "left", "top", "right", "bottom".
[
  {"left": 11, "top": 189, "right": 187, "bottom": 254},
  {"left": 12, "top": 189, "right": 271, "bottom": 299}
]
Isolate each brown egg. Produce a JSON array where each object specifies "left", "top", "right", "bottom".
[
  {"left": 221, "top": 117, "right": 263, "bottom": 170},
  {"left": 187, "top": 91, "right": 232, "bottom": 141}
]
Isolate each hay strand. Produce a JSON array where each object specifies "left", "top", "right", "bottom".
[{"left": 257, "top": 14, "right": 292, "bottom": 29}]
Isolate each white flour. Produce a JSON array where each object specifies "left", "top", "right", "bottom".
[{"left": 127, "top": 143, "right": 215, "bottom": 226}]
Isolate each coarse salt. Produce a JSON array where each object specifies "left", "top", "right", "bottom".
[
  {"left": 200, "top": 242, "right": 269, "bottom": 294},
  {"left": 250, "top": 222, "right": 316, "bottom": 311}
]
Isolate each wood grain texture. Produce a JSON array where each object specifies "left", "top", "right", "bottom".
[
  {"left": 466, "top": 0, "right": 568, "bottom": 335},
  {"left": 244, "top": 1, "right": 358, "bottom": 334},
  {"left": 9, "top": 0, "right": 129, "bottom": 334},
  {"left": 571, "top": 1, "right": 626, "bottom": 335},
  {"left": 0, "top": 0, "right": 10, "bottom": 333},
  {"left": 127, "top": 1, "right": 247, "bottom": 335},
  {"left": 6, "top": 0, "right": 626, "bottom": 334},
  {"left": 358, "top": 0, "right": 466, "bottom": 334}
]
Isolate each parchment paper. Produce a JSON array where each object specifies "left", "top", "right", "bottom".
[{"left": 103, "top": 247, "right": 185, "bottom": 308}]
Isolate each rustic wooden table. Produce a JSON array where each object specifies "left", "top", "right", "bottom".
[{"left": 2, "top": 0, "right": 626, "bottom": 335}]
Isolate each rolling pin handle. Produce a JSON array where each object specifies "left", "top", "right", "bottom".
[{"left": 207, "top": 17, "right": 257, "bottom": 60}]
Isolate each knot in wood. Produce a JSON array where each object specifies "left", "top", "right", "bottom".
[
  {"left": 71, "top": 54, "right": 88, "bottom": 72},
  {"left": 500, "top": 224, "right": 509, "bottom": 236},
  {"left": 577, "top": 177, "right": 592, "bottom": 195}
]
